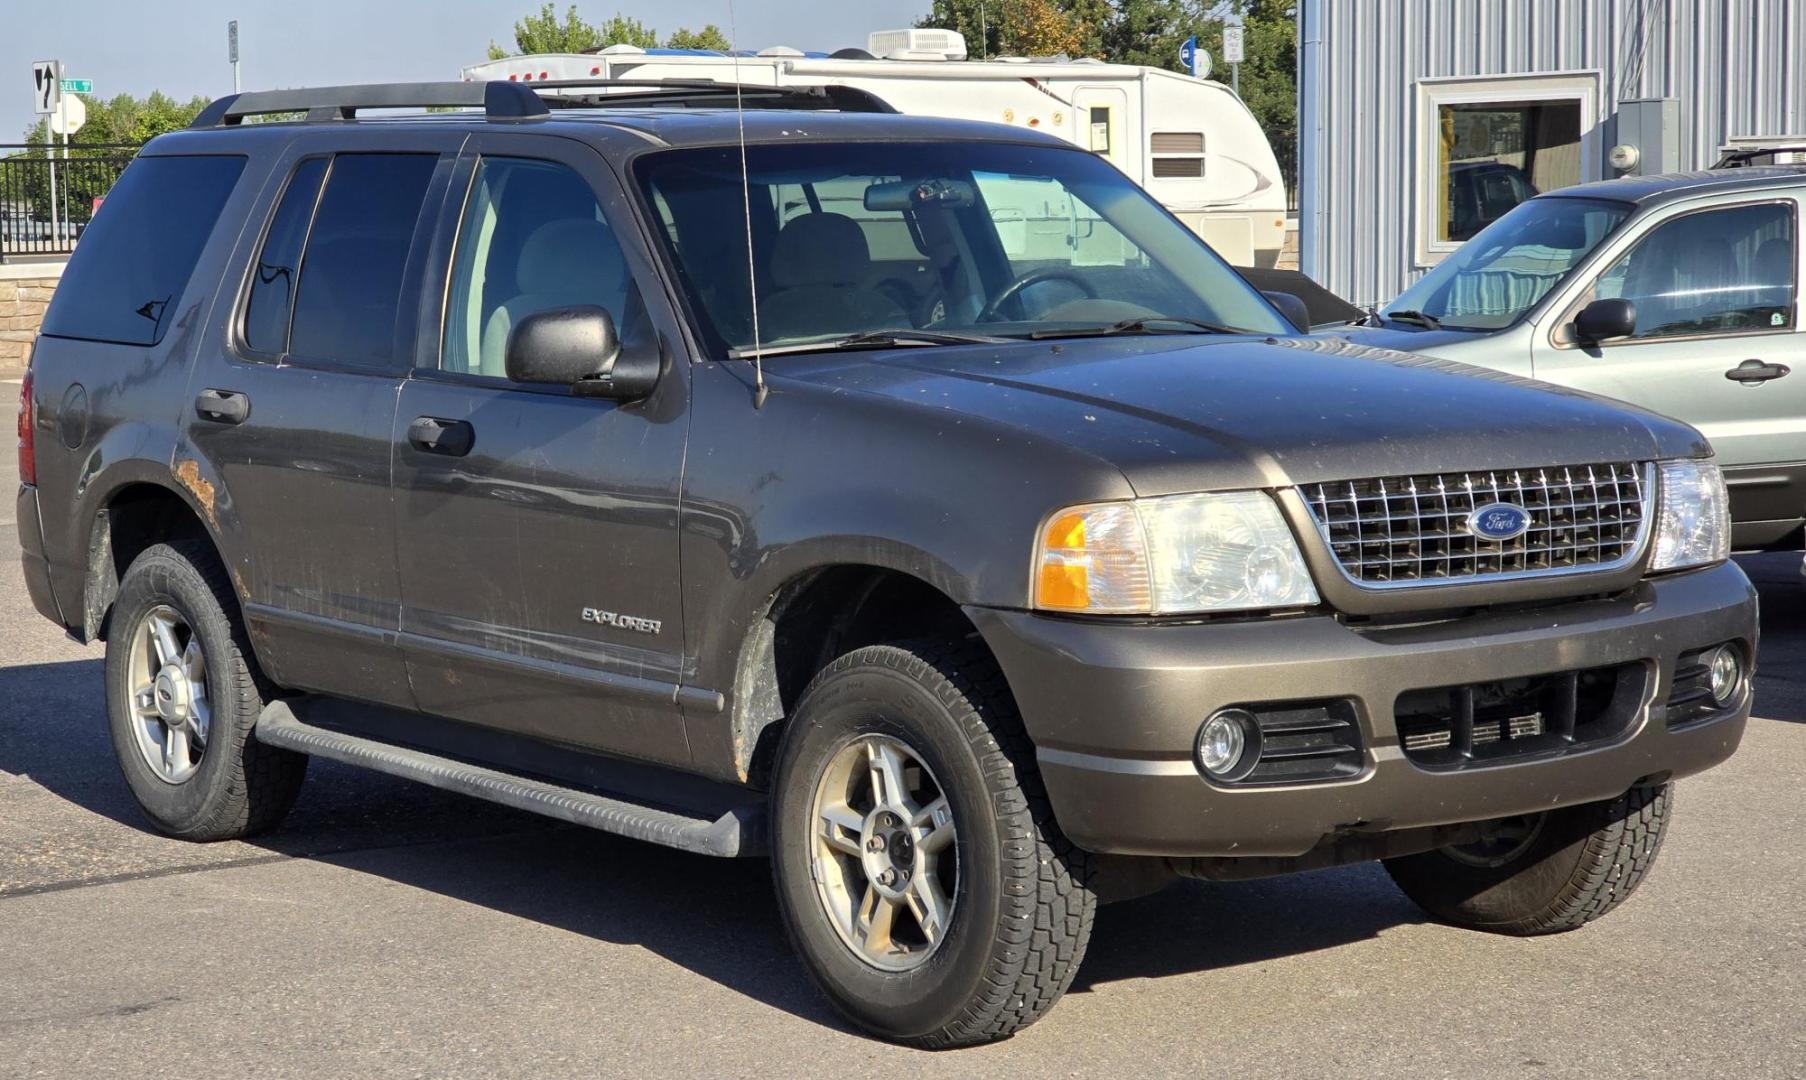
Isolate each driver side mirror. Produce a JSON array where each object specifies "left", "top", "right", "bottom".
[
  {"left": 1261, "top": 290, "right": 1311, "bottom": 333},
  {"left": 505, "top": 305, "right": 659, "bottom": 401},
  {"left": 1573, "top": 297, "right": 1637, "bottom": 345}
]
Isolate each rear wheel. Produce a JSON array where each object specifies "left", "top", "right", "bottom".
[
  {"left": 1383, "top": 784, "right": 1672, "bottom": 935},
  {"left": 105, "top": 541, "right": 307, "bottom": 840},
  {"left": 770, "top": 640, "right": 1095, "bottom": 1048}
]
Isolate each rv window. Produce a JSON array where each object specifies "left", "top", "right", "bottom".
[
  {"left": 1150, "top": 132, "right": 1205, "bottom": 179},
  {"left": 1089, "top": 107, "right": 1112, "bottom": 155}
]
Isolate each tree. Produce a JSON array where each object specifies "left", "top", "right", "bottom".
[
  {"left": 664, "top": 24, "right": 734, "bottom": 51},
  {"left": 488, "top": 6, "right": 735, "bottom": 59},
  {"left": 18, "top": 90, "right": 210, "bottom": 146},
  {"left": 488, "top": 4, "right": 603, "bottom": 59},
  {"left": 999, "top": 0, "right": 1091, "bottom": 57}
]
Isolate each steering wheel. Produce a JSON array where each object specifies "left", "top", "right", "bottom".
[{"left": 976, "top": 267, "right": 1100, "bottom": 324}]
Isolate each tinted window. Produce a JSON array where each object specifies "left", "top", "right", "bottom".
[
  {"left": 443, "top": 157, "right": 634, "bottom": 378},
  {"left": 1594, "top": 202, "right": 1796, "bottom": 340},
  {"left": 242, "top": 157, "right": 326, "bottom": 355},
  {"left": 288, "top": 154, "right": 437, "bottom": 368},
  {"left": 41, "top": 155, "right": 245, "bottom": 346}
]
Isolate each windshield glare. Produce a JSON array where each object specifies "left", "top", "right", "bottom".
[
  {"left": 1384, "top": 196, "right": 1632, "bottom": 331},
  {"left": 635, "top": 142, "right": 1291, "bottom": 353}
]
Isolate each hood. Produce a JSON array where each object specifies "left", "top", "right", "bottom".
[
  {"left": 1332, "top": 323, "right": 1494, "bottom": 354},
  {"left": 769, "top": 335, "right": 1708, "bottom": 497}
]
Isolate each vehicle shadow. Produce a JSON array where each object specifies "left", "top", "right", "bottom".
[{"left": 0, "top": 656, "right": 1424, "bottom": 1036}]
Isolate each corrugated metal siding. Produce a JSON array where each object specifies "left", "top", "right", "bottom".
[{"left": 1300, "top": 0, "right": 1806, "bottom": 308}]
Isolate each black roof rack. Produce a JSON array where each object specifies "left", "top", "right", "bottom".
[
  {"left": 527, "top": 79, "right": 896, "bottom": 113},
  {"left": 1715, "top": 145, "right": 1806, "bottom": 168},
  {"left": 190, "top": 81, "right": 548, "bottom": 128}
]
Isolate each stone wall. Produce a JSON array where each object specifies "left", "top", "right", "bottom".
[{"left": 0, "top": 263, "right": 64, "bottom": 373}]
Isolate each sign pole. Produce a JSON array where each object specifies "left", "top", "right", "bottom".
[{"left": 49, "top": 62, "right": 62, "bottom": 247}]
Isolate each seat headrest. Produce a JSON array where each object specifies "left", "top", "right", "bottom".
[
  {"left": 516, "top": 218, "right": 626, "bottom": 300},
  {"left": 770, "top": 213, "right": 872, "bottom": 290}
]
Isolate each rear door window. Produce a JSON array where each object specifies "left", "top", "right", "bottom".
[
  {"left": 40, "top": 154, "right": 246, "bottom": 346},
  {"left": 287, "top": 153, "right": 438, "bottom": 369},
  {"left": 241, "top": 157, "right": 327, "bottom": 355}
]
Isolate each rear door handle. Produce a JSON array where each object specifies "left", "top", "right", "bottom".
[
  {"left": 407, "top": 416, "right": 475, "bottom": 457},
  {"left": 1726, "top": 359, "right": 1791, "bottom": 385},
  {"left": 194, "top": 389, "right": 250, "bottom": 425}
]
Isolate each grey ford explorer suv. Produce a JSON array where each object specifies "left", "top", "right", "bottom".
[{"left": 15, "top": 82, "right": 1756, "bottom": 1047}]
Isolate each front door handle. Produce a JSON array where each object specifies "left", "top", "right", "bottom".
[
  {"left": 407, "top": 416, "right": 475, "bottom": 457},
  {"left": 1726, "top": 359, "right": 1791, "bottom": 386},
  {"left": 194, "top": 389, "right": 251, "bottom": 425}
]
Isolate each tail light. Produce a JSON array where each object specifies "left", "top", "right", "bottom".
[{"left": 16, "top": 368, "right": 33, "bottom": 486}]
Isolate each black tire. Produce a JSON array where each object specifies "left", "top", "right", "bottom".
[
  {"left": 770, "top": 639, "right": 1095, "bottom": 1048},
  {"left": 1384, "top": 784, "right": 1672, "bottom": 936},
  {"left": 105, "top": 540, "right": 307, "bottom": 840}
]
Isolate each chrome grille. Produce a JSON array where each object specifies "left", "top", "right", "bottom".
[{"left": 1301, "top": 462, "right": 1649, "bottom": 586}]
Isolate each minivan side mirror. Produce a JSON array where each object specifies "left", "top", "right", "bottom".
[
  {"left": 1573, "top": 297, "right": 1637, "bottom": 344},
  {"left": 1261, "top": 289, "right": 1311, "bottom": 332},
  {"left": 505, "top": 305, "right": 659, "bottom": 400}
]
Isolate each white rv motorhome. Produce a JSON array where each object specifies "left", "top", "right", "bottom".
[{"left": 462, "top": 29, "right": 1289, "bottom": 267}]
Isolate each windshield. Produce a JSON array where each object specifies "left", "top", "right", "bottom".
[
  {"left": 634, "top": 141, "right": 1292, "bottom": 354},
  {"left": 1384, "top": 196, "right": 1633, "bottom": 331}
]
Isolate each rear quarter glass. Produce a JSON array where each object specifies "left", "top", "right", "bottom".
[{"left": 39, "top": 155, "right": 247, "bottom": 347}]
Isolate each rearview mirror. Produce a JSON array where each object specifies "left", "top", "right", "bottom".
[
  {"left": 505, "top": 305, "right": 659, "bottom": 401},
  {"left": 1573, "top": 297, "right": 1637, "bottom": 344},
  {"left": 1262, "top": 290, "right": 1311, "bottom": 332},
  {"left": 864, "top": 178, "right": 977, "bottom": 211}
]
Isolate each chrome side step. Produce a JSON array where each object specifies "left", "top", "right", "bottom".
[{"left": 255, "top": 701, "right": 762, "bottom": 857}]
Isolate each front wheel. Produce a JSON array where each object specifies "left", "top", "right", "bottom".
[
  {"left": 1384, "top": 784, "right": 1673, "bottom": 936},
  {"left": 770, "top": 640, "right": 1095, "bottom": 1048}
]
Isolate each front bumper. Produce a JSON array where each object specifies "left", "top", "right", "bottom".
[
  {"left": 16, "top": 483, "right": 64, "bottom": 627},
  {"left": 969, "top": 560, "right": 1756, "bottom": 857}
]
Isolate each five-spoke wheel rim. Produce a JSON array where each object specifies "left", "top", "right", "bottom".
[
  {"left": 809, "top": 733, "right": 958, "bottom": 972},
  {"left": 126, "top": 605, "right": 211, "bottom": 785}
]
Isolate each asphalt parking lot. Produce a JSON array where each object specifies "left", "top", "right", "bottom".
[{"left": 2, "top": 378, "right": 1801, "bottom": 1078}]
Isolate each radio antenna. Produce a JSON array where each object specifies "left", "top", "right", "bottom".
[{"left": 727, "top": 0, "right": 768, "bottom": 408}]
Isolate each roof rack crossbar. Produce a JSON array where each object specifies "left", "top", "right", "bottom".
[{"left": 190, "top": 81, "right": 549, "bottom": 128}]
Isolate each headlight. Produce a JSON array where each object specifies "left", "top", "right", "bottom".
[
  {"left": 1650, "top": 459, "right": 1730, "bottom": 572},
  {"left": 1034, "top": 491, "right": 1319, "bottom": 614}
]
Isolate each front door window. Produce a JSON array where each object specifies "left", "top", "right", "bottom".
[{"left": 1589, "top": 202, "right": 1797, "bottom": 340}]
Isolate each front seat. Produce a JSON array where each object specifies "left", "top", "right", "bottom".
[
  {"left": 480, "top": 218, "right": 628, "bottom": 377},
  {"left": 757, "top": 212, "right": 909, "bottom": 341}
]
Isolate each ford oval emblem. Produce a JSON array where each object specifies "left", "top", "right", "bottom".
[{"left": 1468, "top": 503, "right": 1532, "bottom": 542}]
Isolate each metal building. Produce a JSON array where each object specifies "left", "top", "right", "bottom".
[{"left": 1298, "top": 0, "right": 1806, "bottom": 308}]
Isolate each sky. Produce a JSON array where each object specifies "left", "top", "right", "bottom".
[{"left": 5, "top": 0, "right": 930, "bottom": 142}]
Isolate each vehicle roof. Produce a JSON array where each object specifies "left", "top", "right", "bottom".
[
  {"left": 150, "top": 106, "right": 1071, "bottom": 156},
  {"left": 1541, "top": 165, "right": 1806, "bottom": 207}
]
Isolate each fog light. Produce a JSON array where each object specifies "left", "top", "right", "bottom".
[
  {"left": 1197, "top": 709, "right": 1260, "bottom": 781},
  {"left": 1707, "top": 644, "right": 1743, "bottom": 704}
]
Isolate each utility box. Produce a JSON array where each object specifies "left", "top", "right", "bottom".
[{"left": 1611, "top": 98, "right": 1680, "bottom": 175}]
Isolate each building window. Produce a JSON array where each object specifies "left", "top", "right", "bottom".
[
  {"left": 1151, "top": 132, "right": 1205, "bottom": 179},
  {"left": 1439, "top": 102, "right": 1580, "bottom": 241},
  {"left": 1414, "top": 72, "right": 1601, "bottom": 266}
]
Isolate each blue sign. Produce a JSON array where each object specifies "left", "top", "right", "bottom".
[{"left": 1180, "top": 35, "right": 1199, "bottom": 77}]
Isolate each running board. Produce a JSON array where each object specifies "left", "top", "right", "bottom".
[{"left": 255, "top": 701, "right": 762, "bottom": 857}]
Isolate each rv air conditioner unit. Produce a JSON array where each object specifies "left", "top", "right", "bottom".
[{"left": 867, "top": 29, "right": 969, "bottom": 61}]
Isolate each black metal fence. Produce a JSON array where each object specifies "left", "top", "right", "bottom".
[{"left": 0, "top": 143, "right": 141, "bottom": 261}]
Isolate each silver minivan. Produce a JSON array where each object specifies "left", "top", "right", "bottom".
[{"left": 1348, "top": 167, "right": 1804, "bottom": 551}]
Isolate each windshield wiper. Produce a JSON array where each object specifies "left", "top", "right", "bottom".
[
  {"left": 1382, "top": 309, "right": 1442, "bottom": 329},
  {"left": 726, "top": 329, "right": 1010, "bottom": 359},
  {"left": 1025, "top": 315, "right": 1254, "bottom": 340}
]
